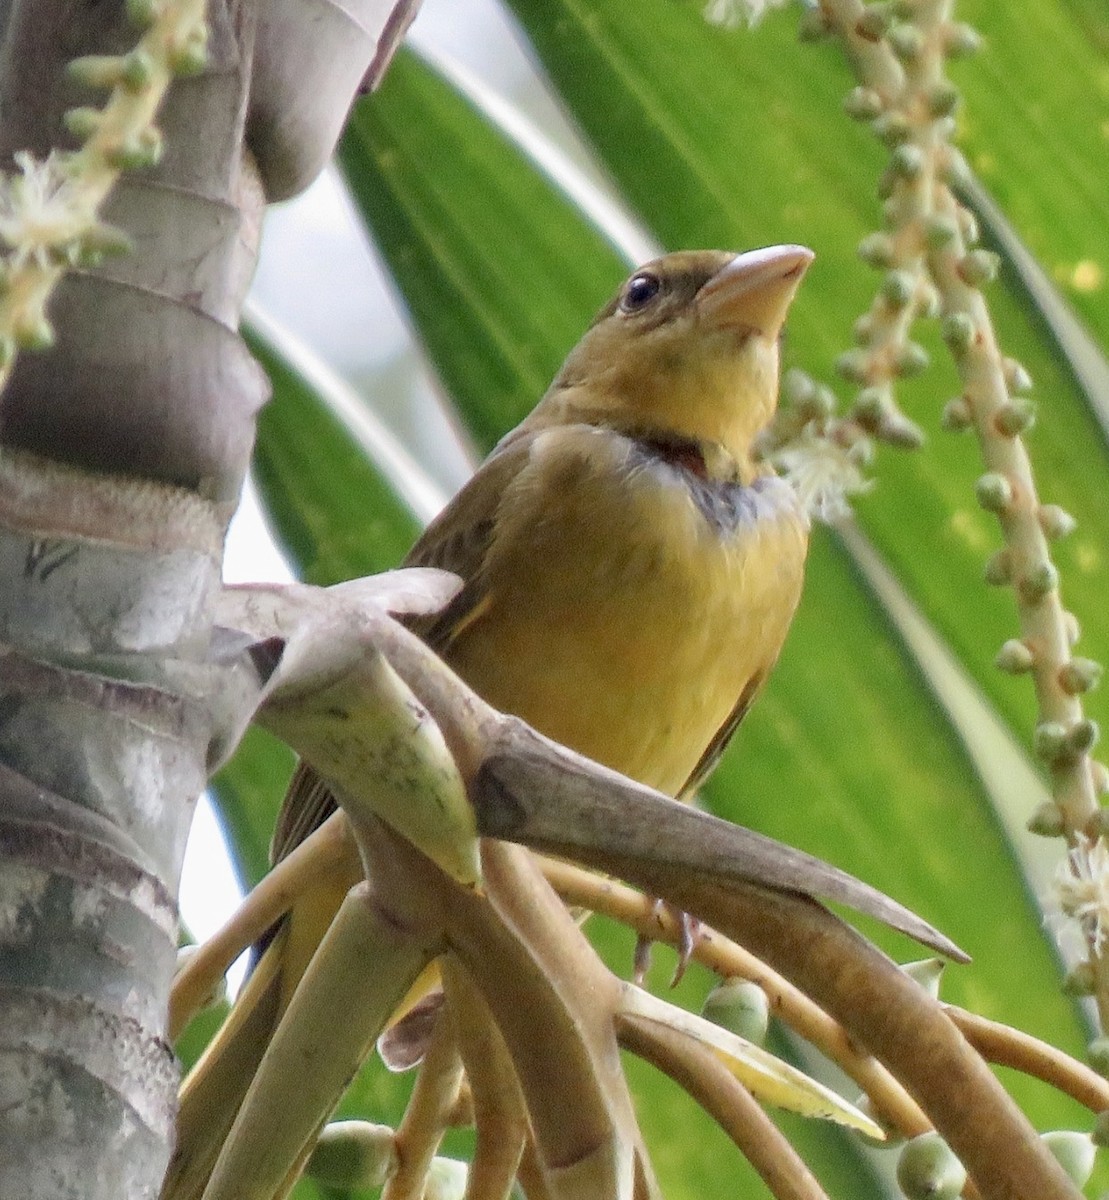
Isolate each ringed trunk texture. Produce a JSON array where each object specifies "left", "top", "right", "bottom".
[{"left": 0, "top": 1, "right": 416, "bottom": 1195}]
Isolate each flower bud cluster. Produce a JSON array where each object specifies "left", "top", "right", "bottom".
[
  {"left": 0, "top": 0, "right": 208, "bottom": 389},
  {"left": 827, "top": 9, "right": 977, "bottom": 453},
  {"left": 813, "top": 0, "right": 1109, "bottom": 1023}
]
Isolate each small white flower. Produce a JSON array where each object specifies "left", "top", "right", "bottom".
[
  {"left": 0, "top": 150, "right": 86, "bottom": 268},
  {"left": 703, "top": 0, "right": 789, "bottom": 29},
  {"left": 1054, "top": 837, "right": 1109, "bottom": 953},
  {"left": 770, "top": 430, "right": 873, "bottom": 524}
]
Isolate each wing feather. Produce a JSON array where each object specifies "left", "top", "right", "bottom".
[
  {"left": 402, "top": 433, "right": 535, "bottom": 654},
  {"left": 679, "top": 669, "right": 766, "bottom": 801}
]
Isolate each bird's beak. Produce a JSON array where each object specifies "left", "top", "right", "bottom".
[{"left": 697, "top": 244, "right": 814, "bottom": 338}]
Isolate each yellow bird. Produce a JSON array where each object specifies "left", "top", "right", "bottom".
[{"left": 166, "top": 245, "right": 812, "bottom": 1198}]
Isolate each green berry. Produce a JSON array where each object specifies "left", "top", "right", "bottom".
[
  {"left": 856, "top": 5, "right": 893, "bottom": 39},
  {"left": 1059, "top": 659, "right": 1102, "bottom": 695},
  {"left": 974, "top": 472, "right": 1012, "bottom": 513},
  {"left": 880, "top": 413, "right": 926, "bottom": 449},
  {"left": 169, "top": 25, "right": 210, "bottom": 77},
  {"left": 926, "top": 82, "right": 961, "bottom": 118},
  {"left": 940, "top": 397, "right": 973, "bottom": 431},
  {"left": 956, "top": 206, "right": 980, "bottom": 244},
  {"left": 63, "top": 106, "right": 102, "bottom": 140},
  {"left": 853, "top": 314, "right": 876, "bottom": 345},
  {"left": 915, "top": 283, "right": 941, "bottom": 319},
  {"left": 890, "top": 143, "right": 925, "bottom": 180},
  {"left": 1068, "top": 719, "right": 1100, "bottom": 756},
  {"left": 946, "top": 22, "right": 983, "bottom": 58},
  {"left": 105, "top": 127, "right": 164, "bottom": 170},
  {"left": 993, "top": 399, "right": 1036, "bottom": 436},
  {"left": 120, "top": 49, "right": 156, "bottom": 91},
  {"left": 701, "top": 978, "right": 771, "bottom": 1045},
  {"left": 873, "top": 112, "right": 912, "bottom": 146},
  {"left": 126, "top": 0, "right": 160, "bottom": 27},
  {"left": 896, "top": 1133, "right": 966, "bottom": 1200},
  {"left": 894, "top": 342, "right": 929, "bottom": 377},
  {"left": 854, "top": 387, "right": 886, "bottom": 424},
  {"left": 1064, "top": 611, "right": 1081, "bottom": 646},
  {"left": 1018, "top": 562, "right": 1060, "bottom": 604},
  {"left": 888, "top": 23, "right": 924, "bottom": 60},
  {"left": 1038, "top": 505, "right": 1076, "bottom": 540},
  {"left": 798, "top": 7, "right": 833, "bottom": 40},
  {"left": 995, "top": 640, "right": 1034, "bottom": 674},
  {"left": 858, "top": 232, "right": 897, "bottom": 268},
  {"left": 925, "top": 215, "right": 959, "bottom": 249},
  {"left": 836, "top": 349, "right": 872, "bottom": 385},
  {"left": 882, "top": 270, "right": 916, "bottom": 308},
  {"left": 1003, "top": 358, "right": 1033, "bottom": 393},
  {"left": 844, "top": 87, "right": 885, "bottom": 120},
  {"left": 958, "top": 249, "right": 1000, "bottom": 286},
  {"left": 306, "top": 1121, "right": 397, "bottom": 1189},
  {"left": 1040, "top": 1131, "right": 1095, "bottom": 1187},
  {"left": 1033, "top": 722, "right": 1069, "bottom": 764},
  {"left": 941, "top": 312, "right": 975, "bottom": 353}
]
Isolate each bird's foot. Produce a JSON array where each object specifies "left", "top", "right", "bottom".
[{"left": 633, "top": 899, "right": 702, "bottom": 987}]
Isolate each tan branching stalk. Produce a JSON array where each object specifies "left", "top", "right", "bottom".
[
  {"left": 945, "top": 1006, "right": 1109, "bottom": 1115},
  {"left": 441, "top": 958, "right": 529, "bottom": 1200},
  {"left": 516, "top": 1138, "right": 557, "bottom": 1200},
  {"left": 617, "top": 1014, "right": 830, "bottom": 1200},
  {"left": 186, "top": 586, "right": 1102, "bottom": 1196},
  {"left": 169, "top": 813, "right": 355, "bottom": 1040},
  {"left": 802, "top": 0, "right": 1109, "bottom": 1026},
  {"left": 0, "top": 0, "right": 208, "bottom": 391},
  {"left": 633, "top": 867, "right": 1079, "bottom": 1196},
  {"left": 196, "top": 878, "right": 442, "bottom": 1200},
  {"left": 540, "top": 857, "right": 931, "bottom": 1139},
  {"left": 381, "top": 1010, "right": 464, "bottom": 1200},
  {"left": 185, "top": 810, "right": 1108, "bottom": 1192}
]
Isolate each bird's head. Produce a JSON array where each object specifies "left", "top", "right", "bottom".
[{"left": 546, "top": 246, "right": 813, "bottom": 473}]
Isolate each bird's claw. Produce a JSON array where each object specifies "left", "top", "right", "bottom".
[{"left": 633, "top": 899, "right": 702, "bottom": 987}]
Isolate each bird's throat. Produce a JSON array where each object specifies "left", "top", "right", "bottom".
[{"left": 640, "top": 433, "right": 711, "bottom": 480}]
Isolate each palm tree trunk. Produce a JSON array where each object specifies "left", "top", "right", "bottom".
[{"left": 0, "top": 2, "right": 415, "bottom": 1194}]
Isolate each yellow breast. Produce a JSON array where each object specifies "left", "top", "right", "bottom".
[{"left": 442, "top": 426, "right": 808, "bottom": 797}]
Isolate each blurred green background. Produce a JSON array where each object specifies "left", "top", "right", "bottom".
[{"left": 183, "top": 2, "right": 1109, "bottom": 1195}]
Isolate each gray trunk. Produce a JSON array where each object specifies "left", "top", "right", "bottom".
[{"left": 0, "top": 1, "right": 414, "bottom": 1195}]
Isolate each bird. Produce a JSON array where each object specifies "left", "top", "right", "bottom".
[{"left": 165, "top": 244, "right": 813, "bottom": 1199}]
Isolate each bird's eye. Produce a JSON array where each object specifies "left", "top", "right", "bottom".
[{"left": 620, "top": 272, "right": 661, "bottom": 313}]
